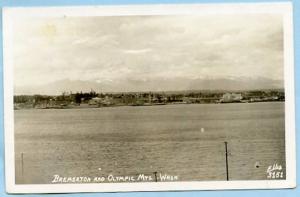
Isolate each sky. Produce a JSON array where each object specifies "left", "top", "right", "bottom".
[{"left": 11, "top": 14, "right": 284, "bottom": 94}]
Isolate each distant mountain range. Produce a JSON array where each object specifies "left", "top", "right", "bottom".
[{"left": 14, "top": 77, "right": 284, "bottom": 95}]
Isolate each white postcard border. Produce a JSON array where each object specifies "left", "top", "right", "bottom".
[{"left": 3, "top": 2, "right": 296, "bottom": 193}]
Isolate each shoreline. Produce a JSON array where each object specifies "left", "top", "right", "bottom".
[{"left": 14, "top": 100, "right": 285, "bottom": 110}]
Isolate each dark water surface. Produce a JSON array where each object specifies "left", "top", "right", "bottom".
[{"left": 14, "top": 102, "right": 285, "bottom": 184}]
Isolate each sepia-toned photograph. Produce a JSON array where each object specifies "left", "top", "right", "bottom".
[{"left": 3, "top": 3, "right": 296, "bottom": 193}]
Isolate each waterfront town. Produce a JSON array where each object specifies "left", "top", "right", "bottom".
[{"left": 13, "top": 89, "right": 285, "bottom": 110}]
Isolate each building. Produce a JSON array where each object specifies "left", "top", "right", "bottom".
[
  {"left": 88, "top": 97, "right": 102, "bottom": 105},
  {"left": 88, "top": 96, "right": 114, "bottom": 106},
  {"left": 220, "top": 93, "right": 242, "bottom": 103}
]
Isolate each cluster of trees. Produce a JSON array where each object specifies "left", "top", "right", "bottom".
[
  {"left": 73, "top": 91, "right": 98, "bottom": 103},
  {"left": 14, "top": 89, "right": 285, "bottom": 104},
  {"left": 242, "top": 90, "right": 285, "bottom": 100},
  {"left": 14, "top": 91, "right": 99, "bottom": 104}
]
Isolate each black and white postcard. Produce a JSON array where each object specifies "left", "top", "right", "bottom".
[{"left": 3, "top": 2, "right": 296, "bottom": 193}]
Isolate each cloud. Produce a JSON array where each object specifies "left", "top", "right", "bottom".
[{"left": 12, "top": 14, "right": 284, "bottom": 93}]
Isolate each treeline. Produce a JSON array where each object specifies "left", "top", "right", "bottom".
[
  {"left": 14, "top": 91, "right": 98, "bottom": 104},
  {"left": 14, "top": 89, "right": 285, "bottom": 104}
]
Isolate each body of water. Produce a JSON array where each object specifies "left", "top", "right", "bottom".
[{"left": 14, "top": 102, "right": 285, "bottom": 184}]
